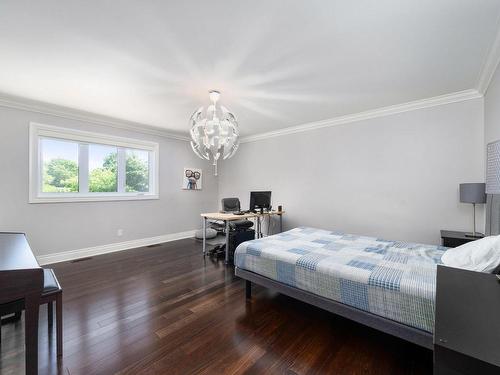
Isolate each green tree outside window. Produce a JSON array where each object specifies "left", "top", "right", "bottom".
[{"left": 43, "top": 150, "right": 149, "bottom": 193}]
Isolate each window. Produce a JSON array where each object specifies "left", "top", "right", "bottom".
[
  {"left": 88, "top": 144, "right": 118, "bottom": 193},
  {"left": 41, "top": 138, "right": 79, "bottom": 193},
  {"left": 30, "top": 123, "right": 159, "bottom": 203},
  {"left": 126, "top": 149, "right": 150, "bottom": 192}
]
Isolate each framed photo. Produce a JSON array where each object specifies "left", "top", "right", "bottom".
[{"left": 183, "top": 168, "right": 202, "bottom": 190}]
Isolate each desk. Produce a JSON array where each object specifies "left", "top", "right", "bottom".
[
  {"left": 200, "top": 211, "right": 285, "bottom": 264},
  {"left": 0, "top": 233, "right": 43, "bottom": 375}
]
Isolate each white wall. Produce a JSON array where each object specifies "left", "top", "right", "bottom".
[
  {"left": 0, "top": 105, "right": 218, "bottom": 257},
  {"left": 485, "top": 63, "right": 500, "bottom": 144},
  {"left": 219, "top": 98, "right": 485, "bottom": 245},
  {"left": 0, "top": 94, "right": 487, "bottom": 259}
]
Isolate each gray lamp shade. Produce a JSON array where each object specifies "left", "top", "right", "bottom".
[{"left": 460, "top": 183, "right": 486, "bottom": 204}]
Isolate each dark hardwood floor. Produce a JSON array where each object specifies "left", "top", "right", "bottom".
[{"left": 0, "top": 238, "right": 433, "bottom": 374}]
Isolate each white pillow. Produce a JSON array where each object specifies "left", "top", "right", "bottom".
[{"left": 441, "top": 235, "right": 500, "bottom": 273}]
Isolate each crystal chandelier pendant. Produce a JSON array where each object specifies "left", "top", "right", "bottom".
[{"left": 189, "top": 90, "right": 240, "bottom": 175}]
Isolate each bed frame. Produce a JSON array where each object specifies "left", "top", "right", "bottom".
[
  {"left": 236, "top": 194, "right": 500, "bottom": 351},
  {"left": 236, "top": 267, "right": 433, "bottom": 350}
]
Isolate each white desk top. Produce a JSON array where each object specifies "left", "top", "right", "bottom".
[{"left": 200, "top": 211, "right": 285, "bottom": 221}]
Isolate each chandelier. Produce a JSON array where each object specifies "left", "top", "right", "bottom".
[{"left": 189, "top": 90, "right": 240, "bottom": 175}]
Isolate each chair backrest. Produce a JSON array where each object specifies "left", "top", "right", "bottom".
[{"left": 222, "top": 197, "right": 241, "bottom": 212}]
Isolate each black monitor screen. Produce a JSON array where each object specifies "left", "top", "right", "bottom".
[{"left": 250, "top": 191, "right": 271, "bottom": 210}]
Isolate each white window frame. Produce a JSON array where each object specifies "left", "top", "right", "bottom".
[{"left": 29, "top": 122, "right": 159, "bottom": 203}]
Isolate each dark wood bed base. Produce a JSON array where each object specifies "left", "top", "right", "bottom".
[{"left": 235, "top": 267, "right": 434, "bottom": 350}]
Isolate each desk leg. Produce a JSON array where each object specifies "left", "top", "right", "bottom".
[
  {"left": 280, "top": 214, "right": 283, "bottom": 233},
  {"left": 225, "top": 220, "right": 230, "bottom": 264},
  {"left": 202, "top": 217, "right": 207, "bottom": 256},
  {"left": 25, "top": 293, "right": 40, "bottom": 375}
]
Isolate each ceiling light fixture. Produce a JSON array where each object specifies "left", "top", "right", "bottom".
[{"left": 189, "top": 90, "right": 240, "bottom": 176}]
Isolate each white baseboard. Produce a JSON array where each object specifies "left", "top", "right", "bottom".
[{"left": 37, "top": 229, "right": 197, "bottom": 265}]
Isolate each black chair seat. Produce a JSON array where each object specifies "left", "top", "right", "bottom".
[
  {"left": 43, "top": 269, "right": 61, "bottom": 295},
  {"left": 1, "top": 270, "right": 61, "bottom": 313},
  {"left": 230, "top": 220, "right": 254, "bottom": 229},
  {"left": 0, "top": 268, "right": 63, "bottom": 357}
]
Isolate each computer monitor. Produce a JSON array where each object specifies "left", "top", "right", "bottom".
[{"left": 249, "top": 191, "right": 272, "bottom": 211}]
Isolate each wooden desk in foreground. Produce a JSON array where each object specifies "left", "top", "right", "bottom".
[
  {"left": 200, "top": 211, "right": 285, "bottom": 263},
  {"left": 0, "top": 233, "right": 43, "bottom": 375}
]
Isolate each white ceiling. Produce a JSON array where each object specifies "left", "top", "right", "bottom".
[{"left": 1, "top": 1, "right": 500, "bottom": 137}]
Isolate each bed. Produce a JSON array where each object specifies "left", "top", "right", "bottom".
[{"left": 234, "top": 227, "right": 447, "bottom": 349}]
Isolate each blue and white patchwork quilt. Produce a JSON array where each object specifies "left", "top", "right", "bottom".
[{"left": 235, "top": 227, "right": 447, "bottom": 333}]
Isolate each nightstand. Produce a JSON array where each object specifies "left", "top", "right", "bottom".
[
  {"left": 440, "top": 230, "right": 483, "bottom": 248},
  {"left": 434, "top": 265, "right": 500, "bottom": 374}
]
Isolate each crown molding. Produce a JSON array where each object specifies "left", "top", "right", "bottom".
[
  {"left": 240, "top": 89, "right": 482, "bottom": 143},
  {"left": 477, "top": 17, "right": 500, "bottom": 95},
  {"left": 0, "top": 87, "right": 484, "bottom": 145},
  {"left": 0, "top": 93, "right": 190, "bottom": 142}
]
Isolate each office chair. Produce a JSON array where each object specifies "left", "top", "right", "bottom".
[
  {"left": 211, "top": 197, "right": 252, "bottom": 232},
  {"left": 221, "top": 198, "right": 253, "bottom": 230},
  {"left": 208, "top": 198, "right": 254, "bottom": 258},
  {"left": 221, "top": 197, "right": 241, "bottom": 212}
]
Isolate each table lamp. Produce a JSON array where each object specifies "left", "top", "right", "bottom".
[{"left": 460, "top": 183, "right": 486, "bottom": 238}]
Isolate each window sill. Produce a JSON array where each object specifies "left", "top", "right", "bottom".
[{"left": 29, "top": 194, "right": 159, "bottom": 204}]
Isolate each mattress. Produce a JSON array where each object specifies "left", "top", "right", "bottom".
[{"left": 234, "top": 227, "right": 447, "bottom": 333}]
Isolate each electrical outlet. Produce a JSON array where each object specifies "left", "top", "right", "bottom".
[{"left": 117, "top": 229, "right": 123, "bottom": 237}]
